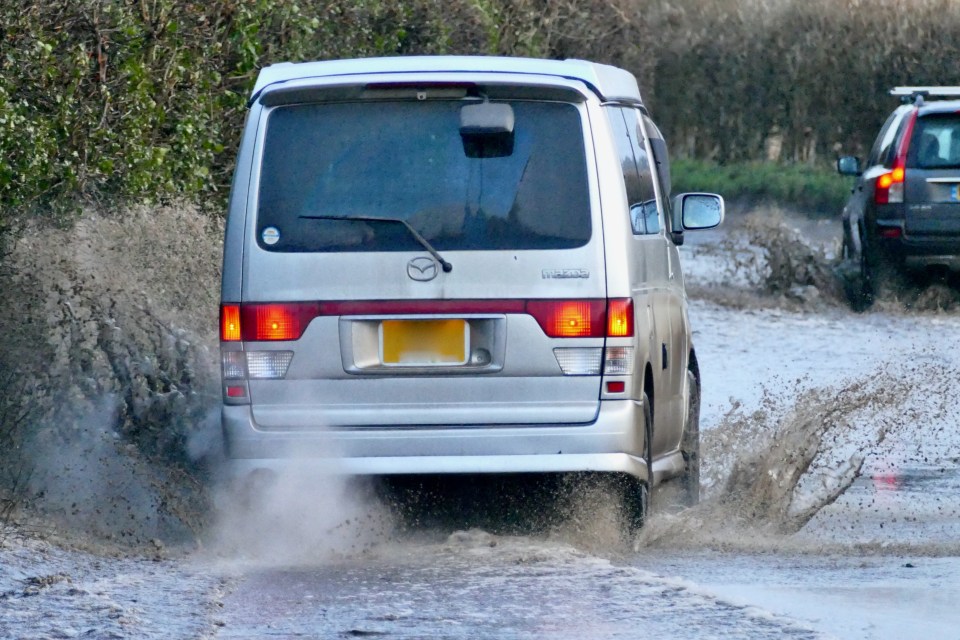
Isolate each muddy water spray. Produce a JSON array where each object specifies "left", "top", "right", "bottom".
[{"left": 639, "top": 361, "right": 960, "bottom": 552}]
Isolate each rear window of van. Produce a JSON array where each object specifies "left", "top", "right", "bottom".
[{"left": 255, "top": 100, "right": 591, "bottom": 252}]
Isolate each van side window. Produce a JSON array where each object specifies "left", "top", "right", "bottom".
[
  {"left": 608, "top": 107, "right": 660, "bottom": 235},
  {"left": 642, "top": 114, "right": 673, "bottom": 234},
  {"left": 623, "top": 109, "right": 661, "bottom": 235}
]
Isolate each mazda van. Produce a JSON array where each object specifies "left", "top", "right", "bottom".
[{"left": 219, "top": 56, "right": 723, "bottom": 529}]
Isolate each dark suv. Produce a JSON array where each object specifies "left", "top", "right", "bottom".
[{"left": 837, "top": 86, "right": 960, "bottom": 307}]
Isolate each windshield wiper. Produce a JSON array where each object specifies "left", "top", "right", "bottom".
[{"left": 299, "top": 214, "right": 453, "bottom": 273}]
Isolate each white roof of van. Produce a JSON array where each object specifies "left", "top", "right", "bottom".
[{"left": 251, "top": 56, "right": 643, "bottom": 105}]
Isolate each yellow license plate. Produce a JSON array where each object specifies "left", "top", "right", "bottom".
[{"left": 380, "top": 319, "right": 468, "bottom": 366}]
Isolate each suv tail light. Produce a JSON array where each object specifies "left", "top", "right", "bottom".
[
  {"left": 875, "top": 166, "right": 905, "bottom": 204},
  {"left": 875, "top": 109, "right": 918, "bottom": 205}
]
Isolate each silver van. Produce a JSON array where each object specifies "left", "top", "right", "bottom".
[{"left": 220, "top": 56, "right": 723, "bottom": 528}]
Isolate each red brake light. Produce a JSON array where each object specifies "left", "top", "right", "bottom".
[
  {"left": 220, "top": 304, "right": 241, "bottom": 342},
  {"left": 526, "top": 300, "right": 606, "bottom": 338},
  {"left": 256, "top": 305, "right": 301, "bottom": 340},
  {"left": 241, "top": 303, "right": 319, "bottom": 341},
  {"left": 606, "top": 298, "right": 634, "bottom": 337},
  {"left": 226, "top": 385, "right": 247, "bottom": 398}
]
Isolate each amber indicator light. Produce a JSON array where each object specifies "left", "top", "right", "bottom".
[{"left": 220, "top": 304, "right": 241, "bottom": 342}]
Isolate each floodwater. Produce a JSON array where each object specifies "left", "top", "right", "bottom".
[{"left": 4, "top": 209, "right": 959, "bottom": 639}]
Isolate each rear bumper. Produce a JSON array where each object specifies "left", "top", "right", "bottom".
[
  {"left": 879, "top": 234, "right": 960, "bottom": 269},
  {"left": 224, "top": 453, "right": 648, "bottom": 480},
  {"left": 221, "top": 399, "right": 648, "bottom": 481}
]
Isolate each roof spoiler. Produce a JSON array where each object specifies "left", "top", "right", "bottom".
[{"left": 891, "top": 86, "right": 960, "bottom": 105}]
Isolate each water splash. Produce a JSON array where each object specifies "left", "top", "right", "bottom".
[{"left": 639, "top": 361, "right": 960, "bottom": 552}]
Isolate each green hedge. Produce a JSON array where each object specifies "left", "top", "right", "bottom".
[{"left": 0, "top": 1, "right": 451, "bottom": 216}]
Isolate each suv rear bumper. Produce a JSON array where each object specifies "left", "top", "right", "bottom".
[
  {"left": 879, "top": 234, "right": 960, "bottom": 269},
  {"left": 221, "top": 399, "right": 650, "bottom": 481}
]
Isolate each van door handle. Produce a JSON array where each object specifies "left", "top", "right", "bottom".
[{"left": 661, "top": 343, "right": 668, "bottom": 370}]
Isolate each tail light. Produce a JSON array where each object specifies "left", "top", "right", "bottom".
[
  {"left": 875, "top": 166, "right": 905, "bottom": 204},
  {"left": 875, "top": 109, "right": 918, "bottom": 205},
  {"left": 879, "top": 226, "right": 903, "bottom": 239},
  {"left": 221, "top": 299, "right": 637, "bottom": 384},
  {"left": 222, "top": 351, "right": 246, "bottom": 379},
  {"left": 526, "top": 298, "right": 634, "bottom": 338},
  {"left": 553, "top": 347, "right": 603, "bottom": 375},
  {"left": 527, "top": 300, "right": 605, "bottom": 338},
  {"left": 246, "top": 351, "right": 294, "bottom": 378},
  {"left": 243, "top": 303, "right": 320, "bottom": 341},
  {"left": 220, "top": 298, "right": 634, "bottom": 342},
  {"left": 603, "top": 346, "right": 635, "bottom": 374},
  {"left": 220, "top": 304, "right": 241, "bottom": 342},
  {"left": 606, "top": 299, "right": 634, "bottom": 337},
  {"left": 220, "top": 303, "right": 321, "bottom": 342}
]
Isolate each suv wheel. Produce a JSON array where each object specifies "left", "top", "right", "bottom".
[
  {"left": 838, "top": 227, "right": 874, "bottom": 311},
  {"left": 854, "top": 231, "right": 876, "bottom": 309},
  {"left": 862, "top": 229, "right": 904, "bottom": 304}
]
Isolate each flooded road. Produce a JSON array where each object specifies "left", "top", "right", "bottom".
[
  {"left": 218, "top": 534, "right": 832, "bottom": 639},
  {"left": 211, "top": 212, "right": 960, "bottom": 639}
]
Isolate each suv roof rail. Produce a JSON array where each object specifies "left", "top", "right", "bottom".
[{"left": 890, "top": 86, "right": 960, "bottom": 105}]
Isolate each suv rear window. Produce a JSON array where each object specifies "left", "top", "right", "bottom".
[
  {"left": 256, "top": 100, "right": 591, "bottom": 252},
  {"left": 909, "top": 114, "right": 960, "bottom": 169}
]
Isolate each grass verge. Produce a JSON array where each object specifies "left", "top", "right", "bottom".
[{"left": 673, "top": 159, "right": 852, "bottom": 216}]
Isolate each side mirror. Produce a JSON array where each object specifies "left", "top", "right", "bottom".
[
  {"left": 460, "top": 102, "right": 515, "bottom": 158},
  {"left": 837, "top": 156, "right": 862, "bottom": 176},
  {"left": 673, "top": 193, "right": 724, "bottom": 230}
]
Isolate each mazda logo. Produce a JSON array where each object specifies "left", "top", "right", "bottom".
[{"left": 407, "top": 257, "right": 439, "bottom": 281}]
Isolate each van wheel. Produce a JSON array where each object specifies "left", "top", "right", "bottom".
[
  {"left": 620, "top": 476, "right": 648, "bottom": 537},
  {"left": 621, "top": 391, "right": 654, "bottom": 535},
  {"left": 680, "top": 370, "right": 701, "bottom": 507}
]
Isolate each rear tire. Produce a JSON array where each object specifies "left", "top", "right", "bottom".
[
  {"left": 622, "top": 391, "right": 654, "bottom": 535},
  {"left": 680, "top": 370, "right": 701, "bottom": 507},
  {"left": 620, "top": 477, "right": 648, "bottom": 536},
  {"left": 862, "top": 229, "right": 903, "bottom": 304},
  {"left": 840, "top": 235, "right": 872, "bottom": 311}
]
